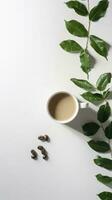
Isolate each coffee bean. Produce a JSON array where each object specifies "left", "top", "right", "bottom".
[
  {"left": 38, "top": 135, "right": 50, "bottom": 142},
  {"left": 44, "top": 135, "right": 50, "bottom": 142},
  {"left": 43, "top": 154, "right": 48, "bottom": 160},
  {"left": 37, "top": 146, "right": 48, "bottom": 160},
  {"left": 38, "top": 146, "right": 47, "bottom": 154},
  {"left": 38, "top": 136, "right": 45, "bottom": 141},
  {"left": 41, "top": 149, "right": 47, "bottom": 155},
  {"left": 31, "top": 150, "right": 38, "bottom": 160},
  {"left": 37, "top": 146, "right": 44, "bottom": 151}
]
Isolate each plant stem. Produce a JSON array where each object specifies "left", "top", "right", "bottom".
[
  {"left": 86, "top": 0, "right": 91, "bottom": 80},
  {"left": 86, "top": 0, "right": 91, "bottom": 51},
  {"left": 101, "top": 124, "right": 105, "bottom": 132},
  {"left": 87, "top": 73, "right": 89, "bottom": 80},
  {"left": 86, "top": 20, "right": 91, "bottom": 50}
]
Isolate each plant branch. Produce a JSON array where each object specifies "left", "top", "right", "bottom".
[
  {"left": 101, "top": 124, "right": 105, "bottom": 132},
  {"left": 86, "top": 0, "right": 91, "bottom": 50},
  {"left": 86, "top": 20, "right": 91, "bottom": 50},
  {"left": 86, "top": 0, "right": 91, "bottom": 80},
  {"left": 87, "top": 73, "right": 89, "bottom": 80}
]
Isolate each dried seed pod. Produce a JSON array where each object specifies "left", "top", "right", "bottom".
[
  {"left": 31, "top": 150, "right": 38, "bottom": 160},
  {"left": 38, "top": 135, "right": 50, "bottom": 142}
]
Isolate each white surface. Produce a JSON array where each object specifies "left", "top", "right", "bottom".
[{"left": 0, "top": 0, "right": 112, "bottom": 200}]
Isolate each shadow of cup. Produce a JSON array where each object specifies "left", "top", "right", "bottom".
[
  {"left": 67, "top": 107, "right": 97, "bottom": 134},
  {"left": 66, "top": 106, "right": 111, "bottom": 143}
]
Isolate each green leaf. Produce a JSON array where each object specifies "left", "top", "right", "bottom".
[
  {"left": 81, "top": 92, "right": 103, "bottom": 104},
  {"left": 82, "top": 122, "right": 100, "bottom": 136},
  {"left": 96, "top": 73, "right": 111, "bottom": 91},
  {"left": 60, "top": 40, "right": 83, "bottom": 53},
  {"left": 94, "top": 156, "right": 112, "bottom": 170},
  {"left": 80, "top": 50, "right": 91, "bottom": 74},
  {"left": 65, "top": 20, "right": 88, "bottom": 37},
  {"left": 103, "top": 90, "right": 111, "bottom": 99},
  {"left": 97, "top": 102, "right": 111, "bottom": 123},
  {"left": 89, "top": 0, "right": 109, "bottom": 22},
  {"left": 90, "top": 35, "right": 108, "bottom": 59},
  {"left": 105, "top": 122, "right": 112, "bottom": 139},
  {"left": 96, "top": 174, "right": 112, "bottom": 188},
  {"left": 65, "top": 1, "right": 88, "bottom": 16},
  {"left": 98, "top": 192, "right": 112, "bottom": 200},
  {"left": 88, "top": 140, "right": 110, "bottom": 153},
  {"left": 71, "top": 78, "right": 95, "bottom": 91}
]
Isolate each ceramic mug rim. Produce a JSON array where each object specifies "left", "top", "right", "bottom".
[{"left": 46, "top": 91, "right": 79, "bottom": 124}]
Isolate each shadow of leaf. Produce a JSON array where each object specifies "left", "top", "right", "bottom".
[{"left": 66, "top": 106, "right": 111, "bottom": 154}]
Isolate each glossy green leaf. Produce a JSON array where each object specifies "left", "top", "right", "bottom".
[
  {"left": 98, "top": 192, "right": 112, "bottom": 200},
  {"left": 88, "top": 140, "right": 110, "bottom": 153},
  {"left": 103, "top": 90, "right": 111, "bottom": 99},
  {"left": 89, "top": 0, "right": 109, "bottom": 22},
  {"left": 71, "top": 78, "right": 95, "bottom": 91},
  {"left": 60, "top": 40, "right": 83, "bottom": 53},
  {"left": 90, "top": 35, "right": 108, "bottom": 59},
  {"left": 65, "top": 1, "right": 88, "bottom": 16},
  {"left": 96, "top": 174, "right": 112, "bottom": 188},
  {"left": 105, "top": 122, "right": 112, "bottom": 139},
  {"left": 65, "top": 20, "right": 88, "bottom": 37},
  {"left": 94, "top": 156, "right": 112, "bottom": 170},
  {"left": 81, "top": 92, "right": 103, "bottom": 103},
  {"left": 96, "top": 73, "right": 111, "bottom": 91},
  {"left": 82, "top": 122, "right": 100, "bottom": 136},
  {"left": 97, "top": 102, "right": 111, "bottom": 123},
  {"left": 80, "top": 50, "right": 91, "bottom": 74}
]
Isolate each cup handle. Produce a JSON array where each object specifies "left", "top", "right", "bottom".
[{"left": 80, "top": 102, "right": 88, "bottom": 109}]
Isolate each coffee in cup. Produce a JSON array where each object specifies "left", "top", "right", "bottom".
[{"left": 47, "top": 91, "right": 87, "bottom": 124}]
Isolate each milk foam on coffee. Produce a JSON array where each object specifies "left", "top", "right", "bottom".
[{"left": 48, "top": 93, "right": 76, "bottom": 121}]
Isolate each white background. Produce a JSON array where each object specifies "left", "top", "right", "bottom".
[{"left": 0, "top": 0, "right": 112, "bottom": 200}]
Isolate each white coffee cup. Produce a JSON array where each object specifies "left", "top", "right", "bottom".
[{"left": 47, "top": 91, "right": 88, "bottom": 124}]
